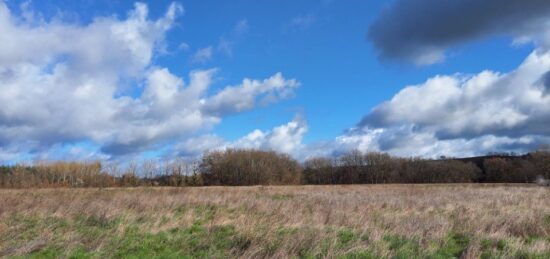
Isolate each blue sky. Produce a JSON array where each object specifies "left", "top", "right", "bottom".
[{"left": 1, "top": 0, "right": 549, "bottom": 162}]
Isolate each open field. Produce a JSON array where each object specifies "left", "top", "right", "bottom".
[{"left": 0, "top": 184, "right": 549, "bottom": 258}]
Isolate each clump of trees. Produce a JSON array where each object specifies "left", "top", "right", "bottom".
[
  {"left": 480, "top": 151, "right": 550, "bottom": 183},
  {"left": 0, "top": 159, "right": 203, "bottom": 188},
  {"left": 303, "top": 150, "right": 550, "bottom": 185},
  {"left": 0, "top": 161, "right": 116, "bottom": 188},
  {"left": 303, "top": 151, "right": 481, "bottom": 184},
  {"left": 0, "top": 149, "right": 549, "bottom": 188},
  {"left": 199, "top": 149, "right": 302, "bottom": 185}
]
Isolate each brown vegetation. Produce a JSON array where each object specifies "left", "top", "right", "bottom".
[
  {"left": 303, "top": 151, "right": 481, "bottom": 184},
  {"left": 1, "top": 149, "right": 549, "bottom": 188},
  {"left": 199, "top": 149, "right": 302, "bottom": 185},
  {"left": 0, "top": 185, "right": 548, "bottom": 258}
]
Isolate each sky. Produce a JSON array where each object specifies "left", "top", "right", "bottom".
[{"left": 1, "top": 0, "right": 550, "bottom": 163}]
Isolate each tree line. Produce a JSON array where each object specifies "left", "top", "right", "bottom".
[
  {"left": 303, "top": 151, "right": 550, "bottom": 185},
  {"left": 0, "top": 149, "right": 549, "bottom": 188}
]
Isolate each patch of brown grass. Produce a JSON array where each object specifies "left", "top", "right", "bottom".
[{"left": 0, "top": 184, "right": 549, "bottom": 258}]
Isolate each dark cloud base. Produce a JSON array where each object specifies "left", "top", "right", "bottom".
[{"left": 368, "top": 0, "right": 550, "bottom": 63}]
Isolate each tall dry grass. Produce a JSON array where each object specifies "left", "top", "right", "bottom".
[{"left": 0, "top": 184, "right": 549, "bottom": 258}]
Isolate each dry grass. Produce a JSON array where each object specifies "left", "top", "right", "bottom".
[{"left": 0, "top": 184, "right": 549, "bottom": 258}]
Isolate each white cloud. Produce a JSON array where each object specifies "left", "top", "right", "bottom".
[
  {"left": 5, "top": 1, "right": 550, "bottom": 163},
  {"left": 360, "top": 51, "right": 550, "bottom": 139},
  {"left": 330, "top": 127, "right": 547, "bottom": 158},
  {"left": 339, "top": 48, "right": 550, "bottom": 158},
  {"left": 173, "top": 134, "right": 226, "bottom": 157},
  {"left": 173, "top": 116, "right": 307, "bottom": 158},
  {"left": 235, "top": 117, "right": 307, "bottom": 155},
  {"left": 201, "top": 73, "right": 300, "bottom": 116},
  {"left": 0, "top": 2, "right": 299, "bottom": 162},
  {"left": 192, "top": 46, "right": 213, "bottom": 63},
  {"left": 264, "top": 119, "right": 308, "bottom": 154}
]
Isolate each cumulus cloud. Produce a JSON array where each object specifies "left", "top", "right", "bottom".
[
  {"left": 173, "top": 46, "right": 550, "bottom": 160},
  {"left": 331, "top": 126, "right": 549, "bottom": 158},
  {"left": 0, "top": 2, "right": 299, "bottom": 161},
  {"left": 368, "top": 0, "right": 550, "bottom": 64},
  {"left": 201, "top": 73, "right": 300, "bottom": 116},
  {"left": 6, "top": 0, "right": 550, "bottom": 163},
  {"left": 0, "top": 2, "right": 182, "bottom": 73},
  {"left": 173, "top": 134, "right": 226, "bottom": 157},
  {"left": 173, "top": 116, "right": 307, "bottom": 158},
  {"left": 333, "top": 0, "right": 550, "bottom": 157},
  {"left": 335, "top": 49, "right": 550, "bottom": 158},
  {"left": 360, "top": 51, "right": 550, "bottom": 139}
]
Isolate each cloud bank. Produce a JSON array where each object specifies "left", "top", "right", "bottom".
[
  {"left": 0, "top": 2, "right": 299, "bottom": 162},
  {"left": 368, "top": 0, "right": 550, "bottom": 64},
  {"left": 276, "top": 48, "right": 550, "bottom": 159},
  {"left": 299, "top": 0, "right": 549, "bottom": 158},
  {"left": 3, "top": 0, "right": 550, "bottom": 163},
  {"left": 337, "top": 50, "right": 550, "bottom": 158}
]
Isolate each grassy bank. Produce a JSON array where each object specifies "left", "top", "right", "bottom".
[{"left": 0, "top": 184, "right": 549, "bottom": 258}]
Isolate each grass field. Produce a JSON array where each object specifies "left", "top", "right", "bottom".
[{"left": 0, "top": 184, "right": 549, "bottom": 258}]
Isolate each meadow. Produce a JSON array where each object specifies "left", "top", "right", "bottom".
[{"left": 0, "top": 184, "right": 549, "bottom": 258}]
